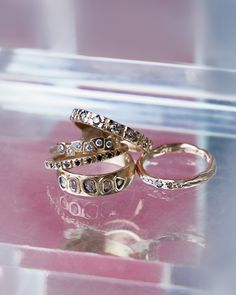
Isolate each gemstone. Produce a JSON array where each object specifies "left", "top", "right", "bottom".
[
  {"left": 79, "top": 110, "right": 89, "bottom": 122},
  {"left": 126, "top": 128, "right": 138, "bottom": 142},
  {"left": 69, "top": 178, "right": 78, "bottom": 193},
  {"left": 86, "top": 157, "right": 92, "bottom": 164},
  {"left": 108, "top": 121, "right": 123, "bottom": 136},
  {"left": 74, "top": 159, "right": 81, "bottom": 166},
  {"left": 105, "top": 140, "right": 113, "bottom": 149},
  {"left": 70, "top": 202, "right": 80, "bottom": 215},
  {"left": 166, "top": 182, "right": 173, "bottom": 189},
  {"left": 103, "top": 179, "right": 113, "bottom": 193},
  {"left": 155, "top": 179, "right": 163, "bottom": 188},
  {"left": 84, "top": 143, "right": 94, "bottom": 152},
  {"left": 95, "top": 138, "right": 104, "bottom": 148},
  {"left": 73, "top": 141, "right": 82, "bottom": 151},
  {"left": 58, "top": 176, "right": 67, "bottom": 189},
  {"left": 63, "top": 161, "right": 71, "bottom": 169},
  {"left": 92, "top": 115, "right": 102, "bottom": 126},
  {"left": 66, "top": 146, "right": 75, "bottom": 156},
  {"left": 83, "top": 179, "right": 97, "bottom": 194},
  {"left": 115, "top": 177, "right": 125, "bottom": 190},
  {"left": 97, "top": 154, "right": 103, "bottom": 161},
  {"left": 56, "top": 143, "right": 65, "bottom": 154}
]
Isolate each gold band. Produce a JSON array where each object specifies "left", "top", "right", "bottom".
[
  {"left": 45, "top": 143, "right": 128, "bottom": 170},
  {"left": 136, "top": 143, "right": 216, "bottom": 189},
  {"left": 70, "top": 108, "right": 153, "bottom": 152},
  {"left": 57, "top": 153, "right": 135, "bottom": 196},
  {"left": 50, "top": 136, "right": 117, "bottom": 157}
]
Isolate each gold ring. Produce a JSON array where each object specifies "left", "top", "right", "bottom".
[
  {"left": 45, "top": 143, "right": 128, "bottom": 170},
  {"left": 136, "top": 143, "right": 216, "bottom": 189},
  {"left": 57, "top": 153, "right": 135, "bottom": 196},
  {"left": 70, "top": 108, "right": 153, "bottom": 152},
  {"left": 50, "top": 136, "right": 117, "bottom": 156}
]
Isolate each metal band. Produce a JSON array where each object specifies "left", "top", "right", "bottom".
[
  {"left": 70, "top": 108, "right": 153, "bottom": 152},
  {"left": 45, "top": 143, "right": 128, "bottom": 170},
  {"left": 136, "top": 143, "right": 216, "bottom": 189},
  {"left": 57, "top": 153, "right": 135, "bottom": 197}
]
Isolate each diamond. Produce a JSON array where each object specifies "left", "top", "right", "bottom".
[
  {"left": 92, "top": 115, "right": 103, "bottom": 126},
  {"left": 69, "top": 178, "right": 78, "bottom": 193},
  {"left": 166, "top": 182, "right": 173, "bottom": 189},
  {"left": 56, "top": 143, "right": 65, "bottom": 154},
  {"left": 84, "top": 143, "right": 94, "bottom": 152},
  {"left": 63, "top": 161, "right": 71, "bottom": 169},
  {"left": 86, "top": 157, "right": 92, "bottom": 164},
  {"left": 95, "top": 138, "right": 104, "bottom": 148},
  {"left": 97, "top": 154, "right": 103, "bottom": 161},
  {"left": 79, "top": 110, "right": 89, "bottom": 122},
  {"left": 102, "top": 179, "right": 113, "bottom": 193},
  {"left": 115, "top": 177, "right": 125, "bottom": 190},
  {"left": 108, "top": 121, "right": 124, "bottom": 136},
  {"left": 125, "top": 128, "right": 139, "bottom": 142},
  {"left": 74, "top": 159, "right": 81, "bottom": 166},
  {"left": 58, "top": 176, "right": 67, "bottom": 190},
  {"left": 83, "top": 179, "right": 97, "bottom": 194},
  {"left": 73, "top": 141, "right": 82, "bottom": 151},
  {"left": 66, "top": 146, "right": 75, "bottom": 156},
  {"left": 105, "top": 140, "right": 113, "bottom": 149},
  {"left": 155, "top": 179, "right": 163, "bottom": 188}
]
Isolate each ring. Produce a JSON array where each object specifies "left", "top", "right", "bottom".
[
  {"left": 45, "top": 143, "right": 128, "bottom": 170},
  {"left": 57, "top": 153, "right": 135, "bottom": 196},
  {"left": 136, "top": 143, "right": 216, "bottom": 189},
  {"left": 70, "top": 108, "right": 153, "bottom": 152},
  {"left": 50, "top": 136, "right": 117, "bottom": 156}
]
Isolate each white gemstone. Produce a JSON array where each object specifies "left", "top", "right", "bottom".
[
  {"left": 73, "top": 141, "right": 82, "bottom": 151},
  {"left": 83, "top": 179, "right": 97, "bottom": 194},
  {"left": 155, "top": 179, "right": 163, "bottom": 188},
  {"left": 66, "top": 146, "right": 75, "bottom": 156},
  {"left": 92, "top": 115, "right": 102, "bottom": 125},
  {"left": 84, "top": 143, "right": 94, "bottom": 152},
  {"left": 69, "top": 178, "right": 78, "bottom": 192},
  {"left": 105, "top": 140, "right": 113, "bottom": 149},
  {"left": 58, "top": 176, "right": 67, "bottom": 189},
  {"left": 80, "top": 110, "right": 89, "bottom": 122},
  {"left": 56, "top": 143, "right": 65, "bottom": 153},
  {"left": 95, "top": 138, "right": 103, "bottom": 148}
]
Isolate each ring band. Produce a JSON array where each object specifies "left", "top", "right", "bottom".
[
  {"left": 50, "top": 136, "right": 117, "bottom": 157},
  {"left": 57, "top": 153, "right": 135, "bottom": 196},
  {"left": 70, "top": 109, "right": 153, "bottom": 152},
  {"left": 136, "top": 143, "right": 216, "bottom": 189},
  {"left": 45, "top": 143, "right": 128, "bottom": 170}
]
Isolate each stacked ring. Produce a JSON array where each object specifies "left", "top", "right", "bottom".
[
  {"left": 44, "top": 108, "right": 216, "bottom": 197},
  {"left": 70, "top": 108, "right": 153, "bottom": 152}
]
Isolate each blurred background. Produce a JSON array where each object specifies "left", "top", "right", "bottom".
[{"left": 0, "top": 0, "right": 235, "bottom": 68}]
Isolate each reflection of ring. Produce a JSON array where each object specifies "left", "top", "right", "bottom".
[
  {"left": 136, "top": 143, "right": 216, "bottom": 189},
  {"left": 49, "top": 136, "right": 117, "bottom": 156},
  {"left": 57, "top": 153, "right": 135, "bottom": 196},
  {"left": 44, "top": 143, "right": 128, "bottom": 170},
  {"left": 70, "top": 108, "right": 153, "bottom": 152}
]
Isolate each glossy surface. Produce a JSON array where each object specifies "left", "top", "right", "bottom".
[{"left": 0, "top": 50, "right": 236, "bottom": 294}]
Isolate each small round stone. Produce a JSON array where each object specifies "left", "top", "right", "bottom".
[
  {"left": 105, "top": 140, "right": 113, "bottom": 149},
  {"left": 86, "top": 157, "right": 92, "bottom": 164},
  {"left": 109, "top": 121, "right": 122, "bottom": 135},
  {"left": 107, "top": 152, "right": 114, "bottom": 159},
  {"left": 56, "top": 143, "right": 65, "bottom": 153},
  {"left": 74, "top": 159, "right": 81, "bottom": 166},
  {"left": 97, "top": 154, "right": 103, "bottom": 161},
  {"left": 79, "top": 110, "right": 89, "bottom": 122},
  {"left": 95, "top": 138, "right": 103, "bottom": 148},
  {"left": 92, "top": 115, "right": 102, "bottom": 125},
  {"left": 83, "top": 179, "right": 97, "bottom": 194},
  {"left": 66, "top": 146, "right": 75, "bottom": 156},
  {"left": 64, "top": 161, "right": 71, "bottom": 169},
  {"left": 69, "top": 178, "right": 78, "bottom": 193},
  {"left": 84, "top": 143, "right": 94, "bottom": 152},
  {"left": 73, "top": 142, "right": 82, "bottom": 151},
  {"left": 126, "top": 129, "right": 138, "bottom": 142},
  {"left": 58, "top": 176, "right": 67, "bottom": 189},
  {"left": 155, "top": 179, "right": 163, "bottom": 188}
]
